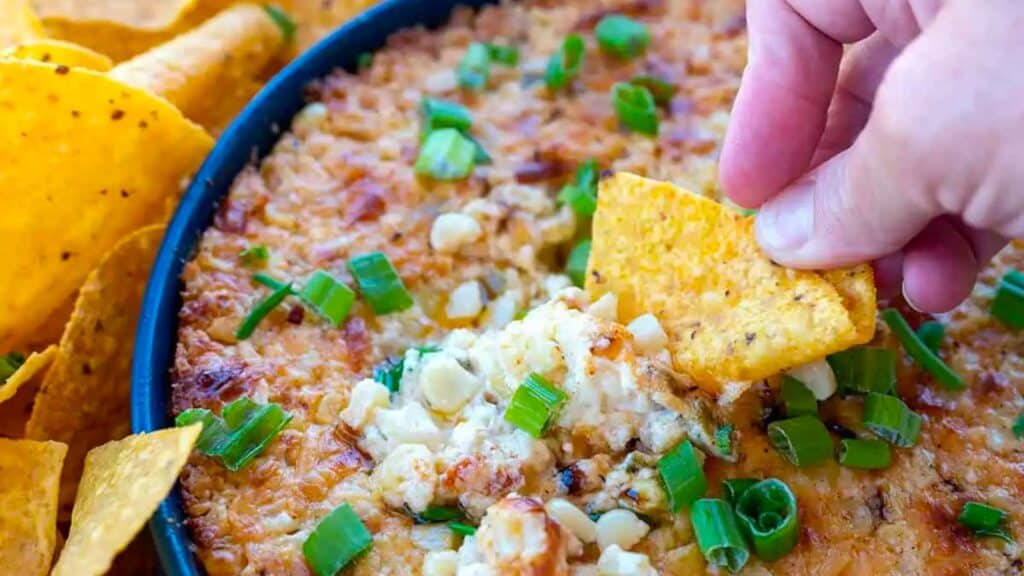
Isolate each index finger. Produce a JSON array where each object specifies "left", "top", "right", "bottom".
[{"left": 719, "top": 0, "right": 875, "bottom": 208}]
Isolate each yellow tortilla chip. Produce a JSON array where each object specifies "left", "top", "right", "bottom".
[
  {"left": 822, "top": 267, "right": 877, "bottom": 342},
  {"left": 0, "top": 345, "right": 57, "bottom": 406},
  {"left": 109, "top": 4, "right": 289, "bottom": 133},
  {"left": 26, "top": 225, "right": 166, "bottom": 517},
  {"left": 0, "top": 0, "right": 45, "bottom": 48},
  {"left": 35, "top": 0, "right": 199, "bottom": 31},
  {"left": 50, "top": 425, "right": 202, "bottom": 576},
  {"left": 0, "top": 60, "right": 212, "bottom": 353},
  {"left": 2, "top": 39, "right": 113, "bottom": 70},
  {"left": 278, "top": 0, "right": 379, "bottom": 54},
  {"left": 0, "top": 439, "right": 67, "bottom": 576},
  {"left": 586, "top": 173, "right": 875, "bottom": 387}
]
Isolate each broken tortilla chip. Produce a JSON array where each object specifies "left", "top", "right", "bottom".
[
  {"left": 0, "top": 439, "right": 67, "bottom": 576},
  {"left": 586, "top": 173, "right": 875, "bottom": 387},
  {"left": 0, "top": 345, "right": 57, "bottom": 406},
  {"left": 26, "top": 225, "right": 166, "bottom": 517},
  {"left": 2, "top": 39, "right": 113, "bottom": 70},
  {"left": 50, "top": 425, "right": 202, "bottom": 576},
  {"left": 0, "top": 60, "right": 212, "bottom": 354},
  {"left": 0, "top": 0, "right": 46, "bottom": 48},
  {"left": 109, "top": 4, "right": 290, "bottom": 133}
]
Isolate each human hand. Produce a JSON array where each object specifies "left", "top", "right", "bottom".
[{"left": 719, "top": 0, "right": 1024, "bottom": 312}]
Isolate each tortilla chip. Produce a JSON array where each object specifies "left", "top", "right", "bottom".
[
  {"left": 278, "top": 0, "right": 379, "bottom": 54},
  {"left": 0, "top": 439, "right": 67, "bottom": 576},
  {"left": 0, "top": 0, "right": 45, "bottom": 48},
  {"left": 35, "top": 0, "right": 199, "bottom": 31},
  {"left": 50, "top": 425, "right": 202, "bottom": 576},
  {"left": 0, "top": 345, "right": 57, "bottom": 406},
  {"left": 109, "top": 4, "right": 288, "bottom": 133},
  {"left": 586, "top": 173, "right": 875, "bottom": 387},
  {"left": 26, "top": 225, "right": 165, "bottom": 517},
  {"left": 0, "top": 60, "right": 212, "bottom": 353},
  {"left": 822, "top": 267, "right": 877, "bottom": 342},
  {"left": 2, "top": 39, "right": 113, "bottom": 70}
]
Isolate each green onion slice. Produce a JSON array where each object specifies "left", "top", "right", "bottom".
[
  {"left": 714, "top": 424, "right": 735, "bottom": 457},
  {"left": 263, "top": 5, "right": 296, "bottom": 44},
  {"left": 837, "top": 438, "right": 891, "bottom": 470},
  {"left": 0, "top": 352, "right": 26, "bottom": 383},
  {"left": 415, "top": 505, "right": 464, "bottom": 524},
  {"left": 992, "top": 270, "right": 1024, "bottom": 329},
  {"left": 826, "top": 347, "right": 896, "bottom": 395},
  {"left": 356, "top": 51, "right": 373, "bottom": 70},
  {"left": 372, "top": 356, "right": 404, "bottom": 394},
  {"left": 556, "top": 184, "right": 597, "bottom": 216},
  {"left": 565, "top": 239, "right": 591, "bottom": 288},
  {"left": 629, "top": 74, "right": 677, "bottom": 105},
  {"left": 862, "top": 392, "right": 921, "bottom": 447},
  {"left": 303, "top": 503, "right": 373, "bottom": 576},
  {"left": 348, "top": 251, "right": 415, "bottom": 315},
  {"left": 299, "top": 270, "right": 355, "bottom": 327},
  {"left": 239, "top": 245, "right": 269, "bottom": 268},
  {"left": 658, "top": 440, "right": 707, "bottom": 512},
  {"left": 457, "top": 42, "right": 491, "bottom": 90},
  {"left": 175, "top": 408, "right": 231, "bottom": 454},
  {"left": 735, "top": 479, "right": 799, "bottom": 562},
  {"left": 595, "top": 14, "right": 651, "bottom": 59},
  {"left": 882, "top": 308, "right": 964, "bottom": 390},
  {"left": 421, "top": 97, "right": 472, "bottom": 134},
  {"left": 1013, "top": 413, "right": 1024, "bottom": 438},
  {"left": 236, "top": 280, "right": 293, "bottom": 340},
  {"left": 958, "top": 501, "right": 1014, "bottom": 543},
  {"left": 691, "top": 498, "right": 750, "bottom": 573},
  {"left": 448, "top": 521, "right": 477, "bottom": 536},
  {"left": 486, "top": 43, "right": 519, "bottom": 66},
  {"left": 723, "top": 478, "right": 759, "bottom": 505},
  {"left": 503, "top": 373, "right": 567, "bottom": 438},
  {"left": 781, "top": 375, "right": 817, "bottom": 417},
  {"left": 767, "top": 416, "right": 833, "bottom": 467},
  {"left": 545, "top": 33, "right": 585, "bottom": 91},
  {"left": 612, "top": 82, "right": 658, "bottom": 136},
  {"left": 916, "top": 321, "right": 945, "bottom": 353},
  {"left": 415, "top": 128, "right": 477, "bottom": 181},
  {"left": 176, "top": 397, "right": 292, "bottom": 471},
  {"left": 252, "top": 272, "right": 290, "bottom": 292}
]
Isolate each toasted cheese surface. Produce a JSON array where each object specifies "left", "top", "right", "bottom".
[{"left": 174, "top": 1, "right": 1024, "bottom": 574}]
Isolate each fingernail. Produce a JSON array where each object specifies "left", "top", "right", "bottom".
[{"left": 755, "top": 184, "right": 813, "bottom": 252}]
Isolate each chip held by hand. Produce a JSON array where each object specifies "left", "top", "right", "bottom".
[{"left": 586, "top": 172, "right": 876, "bottom": 388}]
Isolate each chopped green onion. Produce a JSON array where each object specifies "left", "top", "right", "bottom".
[
  {"left": 485, "top": 43, "right": 519, "bottom": 66},
  {"left": 421, "top": 97, "right": 472, "bottom": 134},
  {"left": 837, "top": 438, "right": 891, "bottom": 470},
  {"left": 826, "top": 347, "right": 896, "bottom": 395},
  {"left": 565, "top": 239, "right": 591, "bottom": 288},
  {"left": 629, "top": 75, "right": 677, "bottom": 106},
  {"left": 958, "top": 501, "right": 1014, "bottom": 543},
  {"left": 916, "top": 321, "right": 945, "bottom": 353},
  {"left": 714, "top": 424, "right": 735, "bottom": 457},
  {"left": 658, "top": 440, "right": 707, "bottom": 512},
  {"left": 0, "top": 352, "right": 26, "bottom": 383},
  {"left": 448, "top": 521, "right": 477, "bottom": 537},
  {"left": 416, "top": 505, "right": 463, "bottom": 523},
  {"left": 299, "top": 270, "right": 355, "bottom": 327},
  {"left": 767, "top": 416, "right": 833, "bottom": 467},
  {"left": 356, "top": 51, "right": 373, "bottom": 70},
  {"left": 239, "top": 245, "right": 269, "bottom": 268},
  {"left": 504, "top": 373, "right": 567, "bottom": 438},
  {"left": 882, "top": 308, "right": 964, "bottom": 390},
  {"left": 175, "top": 408, "right": 231, "bottom": 454},
  {"left": 372, "top": 356, "right": 404, "bottom": 394},
  {"left": 863, "top": 392, "right": 921, "bottom": 447},
  {"left": 303, "top": 503, "right": 373, "bottom": 576},
  {"left": 595, "top": 14, "right": 651, "bottom": 59},
  {"left": 722, "top": 478, "right": 759, "bottom": 505},
  {"left": 735, "top": 479, "right": 799, "bottom": 562},
  {"left": 545, "top": 34, "right": 585, "bottom": 91},
  {"left": 991, "top": 270, "right": 1024, "bottom": 329},
  {"left": 263, "top": 5, "right": 296, "bottom": 44},
  {"left": 252, "top": 272, "right": 290, "bottom": 292},
  {"left": 236, "top": 280, "right": 294, "bottom": 340},
  {"left": 612, "top": 82, "right": 658, "bottom": 136},
  {"left": 457, "top": 42, "right": 491, "bottom": 90},
  {"left": 348, "top": 251, "right": 414, "bottom": 315},
  {"left": 556, "top": 185, "right": 597, "bottom": 216},
  {"left": 781, "top": 375, "right": 817, "bottom": 417},
  {"left": 415, "top": 128, "right": 477, "bottom": 181},
  {"left": 1013, "top": 413, "right": 1024, "bottom": 438},
  {"left": 462, "top": 132, "right": 492, "bottom": 164},
  {"left": 691, "top": 498, "right": 750, "bottom": 573}
]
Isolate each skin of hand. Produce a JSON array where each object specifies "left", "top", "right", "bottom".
[{"left": 719, "top": 0, "right": 1024, "bottom": 312}]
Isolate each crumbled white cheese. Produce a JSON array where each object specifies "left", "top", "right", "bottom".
[
  {"left": 485, "top": 292, "right": 518, "bottom": 329},
  {"left": 545, "top": 498, "right": 597, "bottom": 543},
  {"left": 431, "top": 212, "right": 482, "bottom": 254},
  {"left": 423, "top": 550, "right": 459, "bottom": 576},
  {"left": 476, "top": 496, "right": 569, "bottom": 574},
  {"left": 340, "top": 379, "right": 390, "bottom": 430},
  {"left": 372, "top": 443, "right": 437, "bottom": 513},
  {"left": 596, "top": 509, "right": 649, "bottom": 551},
  {"left": 627, "top": 314, "right": 668, "bottom": 355},
  {"left": 412, "top": 523, "right": 457, "bottom": 551},
  {"left": 447, "top": 281, "right": 485, "bottom": 320},
  {"left": 588, "top": 293, "right": 619, "bottom": 322},
  {"left": 420, "top": 353, "right": 481, "bottom": 414},
  {"left": 375, "top": 402, "right": 442, "bottom": 448},
  {"left": 597, "top": 545, "right": 658, "bottom": 576}
]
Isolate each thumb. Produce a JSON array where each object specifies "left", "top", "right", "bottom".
[{"left": 753, "top": 144, "right": 934, "bottom": 268}]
